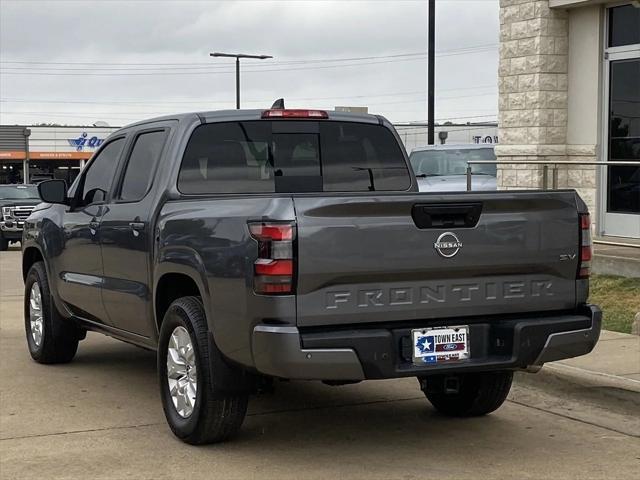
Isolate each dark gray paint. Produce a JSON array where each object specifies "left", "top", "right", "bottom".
[
  {"left": 21, "top": 108, "right": 598, "bottom": 379},
  {"left": 293, "top": 191, "right": 581, "bottom": 327},
  {"left": 533, "top": 310, "right": 601, "bottom": 365},
  {"left": 252, "top": 325, "right": 365, "bottom": 380}
]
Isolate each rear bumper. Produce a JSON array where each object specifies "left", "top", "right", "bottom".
[
  {"left": 251, "top": 305, "right": 601, "bottom": 380},
  {"left": 253, "top": 326, "right": 366, "bottom": 380}
]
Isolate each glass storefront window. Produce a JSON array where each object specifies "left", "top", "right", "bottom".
[
  {"left": 608, "top": 4, "right": 640, "bottom": 48},
  {"left": 0, "top": 163, "right": 24, "bottom": 184},
  {"left": 608, "top": 58, "right": 640, "bottom": 215},
  {"left": 28, "top": 161, "right": 81, "bottom": 185}
]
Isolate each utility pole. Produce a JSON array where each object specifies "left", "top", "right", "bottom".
[
  {"left": 209, "top": 52, "right": 273, "bottom": 109},
  {"left": 23, "top": 128, "right": 31, "bottom": 184},
  {"left": 427, "top": 0, "right": 435, "bottom": 145},
  {"left": 235, "top": 57, "right": 240, "bottom": 109}
]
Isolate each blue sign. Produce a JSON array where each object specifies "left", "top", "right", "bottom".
[{"left": 67, "top": 132, "right": 105, "bottom": 152}]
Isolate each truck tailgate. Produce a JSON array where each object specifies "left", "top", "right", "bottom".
[{"left": 294, "top": 191, "right": 581, "bottom": 327}]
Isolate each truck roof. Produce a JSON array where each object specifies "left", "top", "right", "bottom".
[{"left": 117, "top": 108, "right": 384, "bottom": 133}]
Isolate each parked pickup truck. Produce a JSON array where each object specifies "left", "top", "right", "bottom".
[
  {"left": 22, "top": 108, "right": 601, "bottom": 444},
  {"left": 409, "top": 144, "right": 497, "bottom": 192},
  {"left": 0, "top": 184, "right": 40, "bottom": 251}
]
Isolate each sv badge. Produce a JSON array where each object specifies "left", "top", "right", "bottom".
[{"left": 559, "top": 254, "right": 577, "bottom": 261}]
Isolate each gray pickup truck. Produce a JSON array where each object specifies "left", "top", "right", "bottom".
[
  {"left": 0, "top": 184, "right": 40, "bottom": 250},
  {"left": 21, "top": 107, "right": 601, "bottom": 444}
]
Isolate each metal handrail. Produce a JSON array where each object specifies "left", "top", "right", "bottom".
[{"left": 464, "top": 160, "right": 640, "bottom": 191}]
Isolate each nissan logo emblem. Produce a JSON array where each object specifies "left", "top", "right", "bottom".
[{"left": 434, "top": 232, "right": 463, "bottom": 258}]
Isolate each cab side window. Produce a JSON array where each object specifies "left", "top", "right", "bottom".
[
  {"left": 119, "top": 130, "right": 168, "bottom": 202},
  {"left": 78, "top": 138, "right": 125, "bottom": 206}
]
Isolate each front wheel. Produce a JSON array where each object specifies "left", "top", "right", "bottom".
[
  {"left": 24, "top": 261, "right": 81, "bottom": 363},
  {"left": 158, "top": 296, "right": 248, "bottom": 444},
  {"left": 419, "top": 370, "right": 513, "bottom": 417},
  {"left": 0, "top": 236, "right": 8, "bottom": 251}
]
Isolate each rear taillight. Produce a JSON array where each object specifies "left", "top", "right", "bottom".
[
  {"left": 261, "top": 109, "right": 328, "bottom": 119},
  {"left": 249, "top": 222, "right": 296, "bottom": 294},
  {"left": 578, "top": 213, "right": 592, "bottom": 279}
]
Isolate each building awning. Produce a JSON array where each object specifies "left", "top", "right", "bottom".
[
  {"left": 0, "top": 151, "right": 92, "bottom": 161},
  {"left": 0, "top": 151, "right": 26, "bottom": 160}
]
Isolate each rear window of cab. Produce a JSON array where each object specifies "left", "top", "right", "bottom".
[{"left": 177, "top": 120, "right": 411, "bottom": 194}]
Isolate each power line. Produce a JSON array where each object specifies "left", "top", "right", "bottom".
[
  {"left": 0, "top": 85, "right": 497, "bottom": 107},
  {"left": 0, "top": 112, "right": 143, "bottom": 121},
  {"left": 0, "top": 92, "right": 498, "bottom": 119},
  {"left": 1, "top": 53, "right": 427, "bottom": 70},
  {"left": 0, "top": 92, "right": 497, "bottom": 113},
  {"left": 0, "top": 47, "right": 497, "bottom": 76},
  {"left": 396, "top": 114, "right": 498, "bottom": 122},
  {"left": 0, "top": 44, "right": 497, "bottom": 69},
  {"left": 0, "top": 100, "right": 497, "bottom": 116}
]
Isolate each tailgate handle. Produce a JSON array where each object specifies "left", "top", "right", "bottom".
[{"left": 412, "top": 203, "right": 482, "bottom": 229}]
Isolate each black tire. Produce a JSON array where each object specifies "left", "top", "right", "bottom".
[
  {"left": 0, "top": 236, "right": 8, "bottom": 251},
  {"left": 24, "top": 261, "right": 80, "bottom": 364},
  {"left": 158, "top": 296, "right": 248, "bottom": 445},
  {"left": 421, "top": 370, "right": 513, "bottom": 417}
]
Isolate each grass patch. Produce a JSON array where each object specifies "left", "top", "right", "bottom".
[{"left": 588, "top": 274, "right": 640, "bottom": 334}]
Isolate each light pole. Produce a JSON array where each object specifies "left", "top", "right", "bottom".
[
  {"left": 427, "top": 0, "right": 435, "bottom": 145},
  {"left": 209, "top": 52, "right": 273, "bottom": 109},
  {"left": 23, "top": 128, "right": 31, "bottom": 184}
]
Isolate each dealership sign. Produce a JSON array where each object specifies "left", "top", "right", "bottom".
[
  {"left": 67, "top": 132, "right": 105, "bottom": 151},
  {"left": 472, "top": 135, "right": 499, "bottom": 144}
]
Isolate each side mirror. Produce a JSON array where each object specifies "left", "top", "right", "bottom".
[{"left": 38, "top": 179, "right": 68, "bottom": 205}]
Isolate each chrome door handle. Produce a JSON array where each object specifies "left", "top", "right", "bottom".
[
  {"left": 129, "top": 222, "right": 145, "bottom": 237},
  {"left": 89, "top": 220, "right": 99, "bottom": 236},
  {"left": 129, "top": 222, "right": 145, "bottom": 231}
]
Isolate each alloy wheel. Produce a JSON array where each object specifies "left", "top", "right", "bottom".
[
  {"left": 29, "top": 282, "right": 44, "bottom": 347},
  {"left": 166, "top": 326, "right": 198, "bottom": 418}
]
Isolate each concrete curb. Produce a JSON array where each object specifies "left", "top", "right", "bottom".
[
  {"left": 631, "top": 312, "right": 640, "bottom": 336},
  {"left": 541, "top": 362, "right": 640, "bottom": 393},
  {"left": 592, "top": 254, "right": 640, "bottom": 278}
]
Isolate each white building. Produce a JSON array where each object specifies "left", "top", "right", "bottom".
[
  {"left": 395, "top": 123, "right": 498, "bottom": 152},
  {"left": 0, "top": 125, "right": 118, "bottom": 185},
  {"left": 497, "top": 0, "right": 639, "bottom": 240}
]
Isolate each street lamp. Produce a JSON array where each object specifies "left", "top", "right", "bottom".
[
  {"left": 427, "top": 0, "right": 435, "bottom": 145},
  {"left": 23, "top": 128, "right": 31, "bottom": 185},
  {"left": 209, "top": 52, "right": 273, "bottom": 109}
]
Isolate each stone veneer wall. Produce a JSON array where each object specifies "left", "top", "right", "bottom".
[{"left": 497, "top": 0, "right": 597, "bottom": 214}]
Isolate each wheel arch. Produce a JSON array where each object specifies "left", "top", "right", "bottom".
[
  {"left": 154, "top": 255, "right": 212, "bottom": 335},
  {"left": 22, "top": 245, "right": 45, "bottom": 281}
]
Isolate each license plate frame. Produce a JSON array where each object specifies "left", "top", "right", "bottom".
[{"left": 412, "top": 325, "right": 470, "bottom": 365}]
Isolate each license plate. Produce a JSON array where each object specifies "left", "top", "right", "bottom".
[{"left": 412, "top": 326, "right": 470, "bottom": 365}]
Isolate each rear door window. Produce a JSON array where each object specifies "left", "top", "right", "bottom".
[
  {"left": 178, "top": 120, "right": 410, "bottom": 194},
  {"left": 178, "top": 122, "right": 273, "bottom": 194},
  {"left": 119, "top": 130, "right": 168, "bottom": 201}
]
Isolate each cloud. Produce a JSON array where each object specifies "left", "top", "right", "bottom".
[{"left": 0, "top": 0, "right": 498, "bottom": 126}]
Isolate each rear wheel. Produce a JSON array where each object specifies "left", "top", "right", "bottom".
[
  {"left": 24, "top": 261, "right": 81, "bottom": 363},
  {"left": 158, "top": 296, "right": 248, "bottom": 444},
  {"left": 420, "top": 370, "right": 513, "bottom": 417}
]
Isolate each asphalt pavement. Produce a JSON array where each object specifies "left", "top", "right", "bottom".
[{"left": 1, "top": 247, "right": 638, "bottom": 480}]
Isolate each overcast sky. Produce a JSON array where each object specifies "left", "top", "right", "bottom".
[{"left": 0, "top": 0, "right": 499, "bottom": 127}]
